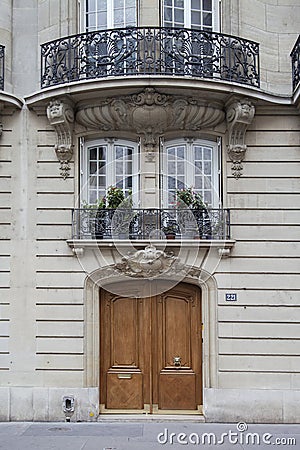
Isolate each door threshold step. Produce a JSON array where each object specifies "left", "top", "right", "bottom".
[{"left": 97, "top": 414, "right": 205, "bottom": 423}]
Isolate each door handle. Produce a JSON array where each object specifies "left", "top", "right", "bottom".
[{"left": 173, "top": 356, "right": 181, "bottom": 367}]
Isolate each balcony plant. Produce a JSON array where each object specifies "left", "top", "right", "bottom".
[
  {"left": 176, "top": 187, "right": 206, "bottom": 209},
  {"left": 176, "top": 188, "right": 210, "bottom": 238},
  {"left": 162, "top": 219, "right": 178, "bottom": 239}
]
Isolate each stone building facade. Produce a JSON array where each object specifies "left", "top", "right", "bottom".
[{"left": 0, "top": 0, "right": 299, "bottom": 422}]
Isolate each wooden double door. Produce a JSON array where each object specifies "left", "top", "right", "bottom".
[{"left": 100, "top": 281, "right": 202, "bottom": 413}]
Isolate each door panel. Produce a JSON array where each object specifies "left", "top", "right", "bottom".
[
  {"left": 156, "top": 287, "right": 202, "bottom": 410},
  {"left": 110, "top": 297, "right": 139, "bottom": 367},
  {"left": 100, "top": 282, "right": 202, "bottom": 413}
]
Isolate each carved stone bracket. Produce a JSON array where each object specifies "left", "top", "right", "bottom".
[
  {"left": 76, "top": 88, "right": 225, "bottom": 153},
  {"left": 47, "top": 99, "right": 75, "bottom": 179},
  {"left": 226, "top": 97, "right": 255, "bottom": 179}
]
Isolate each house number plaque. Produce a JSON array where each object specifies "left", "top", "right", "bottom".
[{"left": 225, "top": 293, "right": 237, "bottom": 301}]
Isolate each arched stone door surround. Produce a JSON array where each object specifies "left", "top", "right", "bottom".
[{"left": 83, "top": 267, "right": 218, "bottom": 414}]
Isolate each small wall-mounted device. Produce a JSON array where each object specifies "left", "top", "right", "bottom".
[{"left": 62, "top": 395, "right": 75, "bottom": 422}]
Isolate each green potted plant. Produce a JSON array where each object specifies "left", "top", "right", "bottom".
[
  {"left": 176, "top": 188, "right": 209, "bottom": 238},
  {"left": 106, "top": 187, "right": 134, "bottom": 239},
  {"left": 162, "top": 219, "right": 178, "bottom": 239}
]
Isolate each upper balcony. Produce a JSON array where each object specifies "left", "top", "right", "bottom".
[
  {"left": 40, "top": 27, "right": 260, "bottom": 90},
  {"left": 0, "top": 45, "right": 4, "bottom": 91},
  {"left": 291, "top": 35, "right": 300, "bottom": 94}
]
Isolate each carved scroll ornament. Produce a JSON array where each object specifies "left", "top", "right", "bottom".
[
  {"left": 47, "top": 99, "right": 75, "bottom": 179},
  {"left": 226, "top": 97, "right": 255, "bottom": 179}
]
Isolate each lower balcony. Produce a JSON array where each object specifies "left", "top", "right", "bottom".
[{"left": 71, "top": 207, "right": 231, "bottom": 241}]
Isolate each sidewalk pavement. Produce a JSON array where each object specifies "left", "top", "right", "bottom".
[{"left": 0, "top": 417, "right": 299, "bottom": 450}]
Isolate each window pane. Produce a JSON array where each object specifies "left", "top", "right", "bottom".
[
  {"left": 126, "top": 161, "right": 132, "bottom": 173},
  {"left": 195, "top": 161, "right": 202, "bottom": 172},
  {"left": 114, "top": 8, "right": 124, "bottom": 26},
  {"left": 195, "top": 176, "right": 203, "bottom": 189},
  {"left": 177, "top": 146, "right": 185, "bottom": 158},
  {"left": 204, "top": 191, "right": 212, "bottom": 204},
  {"left": 89, "top": 190, "right": 97, "bottom": 203},
  {"left": 116, "top": 161, "right": 123, "bottom": 174},
  {"left": 168, "top": 177, "right": 176, "bottom": 189},
  {"left": 125, "top": 177, "right": 132, "bottom": 188},
  {"left": 97, "top": 0, "right": 106, "bottom": 9},
  {"left": 177, "top": 162, "right": 184, "bottom": 174},
  {"left": 194, "top": 146, "right": 202, "bottom": 160},
  {"left": 203, "top": 0, "right": 212, "bottom": 10},
  {"left": 125, "top": 7, "right": 136, "bottom": 24},
  {"left": 191, "top": 11, "right": 201, "bottom": 26},
  {"left": 98, "top": 161, "right": 105, "bottom": 173},
  {"left": 164, "top": 0, "right": 172, "bottom": 5},
  {"left": 89, "top": 147, "right": 97, "bottom": 160},
  {"left": 167, "top": 147, "right": 176, "bottom": 158},
  {"left": 88, "top": 0, "right": 96, "bottom": 12},
  {"left": 174, "top": 8, "right": 184, "bottom": 23},
  {"left": 89, "top": 161, "right": 97, "bottom": 174},
  {"left": 98, "top": 146, "right": 106, "bottom": 160},
  {"left": 175, "top": 0, "right": 184, "bottom": 7},
  {"left": 203, "top": 12, "right": 212, "bottom": 26},
  {"left": 98, "top": 176, "right": 106, "bottom": 187},
  {"left": 116, "top": 147, "right": 123, "bottom": 158},
  {"left": 97, "top": 11, "right": 107, "bottom": 28},
  {"left": 86, "top": 13, "right": 96, "bottom": 28},
  {"left": 192, "top": 0, "right": 200, "bottom": 9},
  {"left": 204, "top": 147, "right": 212, "bottom": 159},
  {"left": 89, "top": 175, "right": 97, "bottom": 188},
  {"left": 164, "top": 7, "right": 173, "bottom": 22},
  {"left": 204, "top": 161, "right": 211, "bottom": 174}
]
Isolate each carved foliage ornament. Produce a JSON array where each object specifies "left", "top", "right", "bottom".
[
  {"left": 226, "top": 97, "right": 255, "bottom": 179},
  {"left": 47, "top": 99, "right": 75, "bottom": 179},
  {"left": 76, "top": 88, "right": 225, "bottom": 153}
]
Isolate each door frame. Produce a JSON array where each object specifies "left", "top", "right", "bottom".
[{"left": 83, "top": 269, "right": 218, "bottom": 414}]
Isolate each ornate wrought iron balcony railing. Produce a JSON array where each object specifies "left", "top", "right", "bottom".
[
  {"left": 291, "top": 35, "right": 300, "bottom": 92},
  {"left": 0, "top": 45, "right": 4, "bottom": 90},
  {"left": 41, "top": 27, "right": 260, "bottom": 89},
  {"left": 72, "top": 207, "right": 231, "bottom": 240}
]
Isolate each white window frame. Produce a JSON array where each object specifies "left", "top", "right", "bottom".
[
  {"left": 79, "top": 0, "right": 138, "bottom": 32},
  {"left": 161, "top": 138, "right": 220, "bottom": 208},
  {"left": 162, "top": 0, "right": 220, "bottom": 32},
  {"left": 81, "top": 138, "right": 139, "bottom": 206}
]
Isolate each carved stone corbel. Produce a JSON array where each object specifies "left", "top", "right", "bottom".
[
  {"left": 226, "top": 97, "right": 255, "bottom": 179},
  {"left": 47, "top": 99, "right": 74, "bottom": 179}
]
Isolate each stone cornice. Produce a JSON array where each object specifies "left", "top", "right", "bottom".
[
  {"left": 24, "top": 77, "right": 296, "bottom": 109},
  {"left": 76, "top": 88, "right": 225, "bottom": 150}
]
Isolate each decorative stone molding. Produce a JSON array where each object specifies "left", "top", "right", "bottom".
[
  {"left": 226, "top": 97, "right": 255, "bottom": 179},
  {"left": 115, "top": 244, "right": 176, "bottom": 278},
  {"left": 218, "top": 248, "right": 231, "bottom": 258},
  {"left": 47, "top": 99, "right": 75, "bottom": 179},
  {"left": 76, "top": 88, "right": 225, "bottom": 151}
]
